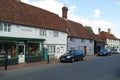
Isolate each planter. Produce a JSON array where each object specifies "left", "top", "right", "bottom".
[
  {"left": 0, "top": 57, "right": 18, "bottom": 67},
  {"left": 26, "top": 56, "right": 42, "bottom": 63}
]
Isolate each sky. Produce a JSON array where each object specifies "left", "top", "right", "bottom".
[{"left": 21, "top": 0, "right": 120, "bottom": 38}]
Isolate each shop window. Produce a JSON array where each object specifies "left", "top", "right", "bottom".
[
  {"left": 28, "top": 43, "right": 41, "bottom": 56},
  {"left": 0, "top": 42, "right": 17, "bottom": 58}
]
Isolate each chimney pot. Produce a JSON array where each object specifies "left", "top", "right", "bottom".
[
  {"left": 62, "top": 6, "right": 68, "bottom": 18},
  {"left": 16, "top": 0, "right": 21, "bottom": 2},
  {"left": 108, "top": 28, "right": 111, "bottom": 34},
  {"left": 98, "top": 28, "right": 101, "bottom": 34}
]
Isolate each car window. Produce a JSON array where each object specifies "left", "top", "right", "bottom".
[
  {"left": 76, "top": 50, "right": 83, "bottom": 55},
  {"left": 69, "top": 50, "right": 75, "bottom": 55}
]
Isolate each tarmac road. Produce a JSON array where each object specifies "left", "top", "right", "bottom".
[{"left": 0, "top": 54, "right": 120, "bottom": 80}]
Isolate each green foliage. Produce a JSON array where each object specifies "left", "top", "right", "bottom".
[{"left": 84, "top": 26, "right": 93, "bottom": 32}]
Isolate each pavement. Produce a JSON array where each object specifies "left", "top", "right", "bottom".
[{"left": 0, "top": 55, "right": 96, "bottom": 71}]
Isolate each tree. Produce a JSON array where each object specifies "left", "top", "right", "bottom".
[{"left": 84, "top": 26, "right": 93, "bottom": 32}]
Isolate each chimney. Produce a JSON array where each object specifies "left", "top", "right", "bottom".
[
  {"left": 108, "top": 28, "right": 111, "bottom": 34},
  {"left": 16, "top": 0, "right": 21, "bottom": 2},
  {"left": 62, "top": 6, "right": 68, "bottom": 19},
  {"left": 98, "top": 28, "right": 101, "bottom": 34}
]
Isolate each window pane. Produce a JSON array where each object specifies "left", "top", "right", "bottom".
[
  {"left": 4, "top": 24, "right": 8, "bottom": 32},
  {"left": 53, "top": 31, "right": 58, "bottom": 37},
  {"left": 28, "top": 43, "right": 40, "bottom": 56},
  {"left": 8, "top": 24, "right": 11, "bottom": 32},
  {"left": 0, "top": 23, "right": 3, "bottom": 31},
  {"left": 0, "top": 42, "right": 17, "bottom": 58}
]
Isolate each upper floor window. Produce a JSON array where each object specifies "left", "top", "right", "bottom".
[
  {"left": 0, "top": 23, "right": 11, "bottom": 32},
  {"left": 81, "top": 39, "right": 85, "bottom": 43},
  {"left": 70, "top": 37, "right": 75, "bottom": 42},
  {"left": 39, "top": 29, "right": 46, "bottom": 36},
  {"left": 53, "top": 31, "right": 59, "bottom": 37},
  {"left": 90, "top": 40, "right": 93, "bottom": 43}
]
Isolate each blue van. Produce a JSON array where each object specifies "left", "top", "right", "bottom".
[{"left": 59, "top": 50, "right": 84, "bottom": 63}]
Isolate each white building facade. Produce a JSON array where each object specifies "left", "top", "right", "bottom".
[
  {"left": 67, "top": 37, "right": 94, "bottom": 55},
  {"left": 0, "top": 22, "right": 67, "bottom": 64},
  {"left": 106, "top": 39, "right": 120, "bottom": 49}
]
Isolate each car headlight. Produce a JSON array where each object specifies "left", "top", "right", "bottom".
[{"left": 66, "top": 56, "right": 71, "bottom": 58}]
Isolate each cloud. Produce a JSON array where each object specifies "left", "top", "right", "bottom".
[
  {"left": 116, "top": 1, "right": 120, "bottom": 6},
  {"left": 69, "top": 15, "right": 112, "bottom": 33},
  {"left": 21, "top": 0, "right": 30, "bottom": 3},
  {"left": 69, "top": 5, "right": 77, "bottom": 14},
  {"left": 22, "top": 0, "right": 64, "bottom": 16},
  {"left": 21, "top": 0, "right": 113, "bottom": 34},
  {"left": 93, "top": 9, "right": 101, "bottom": 18}
]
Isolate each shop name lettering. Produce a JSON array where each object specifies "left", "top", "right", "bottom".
[{"left": 21, "top": 29, "right": 32, "bottom": 32}]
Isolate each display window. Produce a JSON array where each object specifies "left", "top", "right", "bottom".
[
  {"left": 28, "top": 42, "right": 42, "bottom": 56},
  {"left": 0, "top": 41, "right": 17, "bottom": 58}
]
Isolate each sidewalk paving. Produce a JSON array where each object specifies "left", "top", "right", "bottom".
[{"left": 0, "top": 55, "right": 96, "bottom": 71}]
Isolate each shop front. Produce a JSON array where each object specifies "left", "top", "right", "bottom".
[{"left": 0, "top": 37, "right": 45, "bottom": 66}]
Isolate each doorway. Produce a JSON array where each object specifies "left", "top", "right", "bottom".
[{"left": 18, "top": 44, "right": 25, "bottom": 63}]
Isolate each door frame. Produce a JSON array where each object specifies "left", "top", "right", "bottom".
[{"left": 18, "top": 42, "right": 25, "bottom": 63}]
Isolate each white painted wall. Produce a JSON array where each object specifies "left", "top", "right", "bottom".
[
  {"left": 67, "top": 37, "right": 94, "bottom": 55},
  {"left": 106, "top": 39, "right": 120, "bottom": 49},
  {"left": 0, "top": 23, "right": 67, "bottom": 59}
]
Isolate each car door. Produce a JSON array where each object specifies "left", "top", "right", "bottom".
[{"left": 75, "top": 50, "right": 80, "bottom": 61}]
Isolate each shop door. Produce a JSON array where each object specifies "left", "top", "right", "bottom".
[{"left": 18, "top": 44, "right": 25, "bottom": 63}]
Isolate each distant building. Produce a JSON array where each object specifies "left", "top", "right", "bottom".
[{"left": 98, "top": 28, "right": 120, "bottom": 49}]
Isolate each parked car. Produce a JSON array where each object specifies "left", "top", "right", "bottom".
[
  {"left": 97, "top": 49, "right": 111, "bottom": 56},
  {"left": 110, "top": 47, "right": 120, "bottom": 54},
  {"left": 59, "top": 50, "right": 84, "bottom": 63}
]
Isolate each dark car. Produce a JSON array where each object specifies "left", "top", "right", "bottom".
[
  {"left": 59, "top": 50, "right": 84, "bottom": 63},
  {"left": 97, "top": 49, "right": 111, "bottom": 56}
]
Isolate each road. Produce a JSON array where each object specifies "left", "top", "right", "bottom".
[{"left": 0, "top": 54, "right": 120, "bottom": 80}]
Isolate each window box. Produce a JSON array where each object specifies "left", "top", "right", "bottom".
[
  {"left": 25, "top": 56, "right": 42, "bottom": 63},
  {"left": 0, "top": 57, "right": 18, "bottom": 67}
]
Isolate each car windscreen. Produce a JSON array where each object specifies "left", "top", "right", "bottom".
[
  {"left": 100, "top": 49, "right": 108, "bottom": 52},
  {"left": 69, "top": 50, "right": 83, "bottom": 55}
]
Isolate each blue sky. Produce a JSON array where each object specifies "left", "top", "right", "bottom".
[{"left": 21, "top": 0, "right": 120, "bottom": 38}]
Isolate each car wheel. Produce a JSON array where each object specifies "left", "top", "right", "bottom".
[
  {"left": 81, "top": 57, "right": 84, "bottom": 61},
  {"left": 109, "top": 53, "right": 111, "bottom": 56},
  {"left": 72, "top": 58, "right": 75, "bottom": 63}
]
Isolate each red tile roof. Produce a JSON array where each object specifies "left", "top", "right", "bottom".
[
  {"left": 95, "top": 35, "right": 105, "bottom": 43},
  {"left": 0, "top": 0, "right": 66, "bottom": 32},
  {"left": 0, "top": 0, "right": 105, "bottom": 42},
  {"left": 60, "top": 18, "right": 96, "bottom": 40},
  {"left": 98, "top": 31, "right": 119, "bottom": 44},
  {"left": 100, "top": 31, "right": 118, "bottom": 40}
]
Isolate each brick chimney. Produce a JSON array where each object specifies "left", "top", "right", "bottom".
[
  {"left": 98, "top": 28, "right": 101, "bottom": 34},
  {"left": 62, "top": 6, "right": 68, "bottom": 19},
  {"left": 16, "top": 0, "right": 21, "bottom": 2},
  {"left": 108, "top": 28, "right": 111, "bottom": 34}
]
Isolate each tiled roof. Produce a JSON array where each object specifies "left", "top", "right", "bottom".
[
  {"left": 60, "top": 18, "right": 96, "bottom": 40},
  {"left": 100, "top": 31, "right": 118, "bottom": 40},
  {"left": 95, "top": 35, "right": 105, "bottom": 43},
  {"left": 0, "top": 0, "right": 66, "bottom": 32},
  {"left": 0, "top": 0, "right": 104, "bottom": 42}
]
